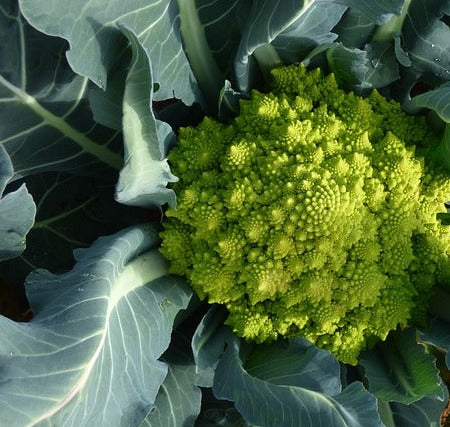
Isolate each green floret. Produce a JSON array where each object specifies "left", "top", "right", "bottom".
[{"left": 160, "top": 64, "right": 449, "bottom": 365}]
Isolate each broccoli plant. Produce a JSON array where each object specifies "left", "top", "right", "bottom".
[
  {"left": 160, "top": 64, "right": 450, "bottom": 365},
  {"left": 1, "top": 0, "right": 450, "bottom": 425}
]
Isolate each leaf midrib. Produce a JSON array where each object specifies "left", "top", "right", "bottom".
[
  {"left": 29, "top": 250, "right": 166, "bottom": 426},
  {"left": 0, "top": 74, "right": 123, "bottom": 170}
]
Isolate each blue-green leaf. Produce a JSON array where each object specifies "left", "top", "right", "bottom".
[
  {"left": 0, "top": 225, "right": 192, "bottom": 426},
  {"left": 218, "top": 80, "right": 245, "bottom": 120},
  {"left": 176, "top": 0, "right": 229, "bottom": 113},
  {"left": 272, "top": 1, "right": 348, "bottom": 64},
  {"left": 0, "top": 146, "right": 35, "bottom": 261},
  {"left": 334, "top": 10, "right": 375, "bottom": 48},
  {"left": 359, "top": 329, "right": 442, "bottom": 404},
  {"left": 19, "top": 0, "right": 201, "bottom": 106},
  {"left": 326, "top": 42, "right": 400, "bottom": 91},
  {"left": 404, "top": 82, "right": 450, "bottom": 123},
  {"left": 401, "top": 0, "right": 450, "bottom": 84},
  {"left": 326, "top": 44, "right": 371, "bottom": 89},
  {"left": 244, "top": 338, "right": 341, "bottom": 393},
  {"left": 87, "top": 58, "right": 128, "bottom": 130},
  {"left": 195, "top": 0, "right": 244, "bottom": 74},
  {"left": 0, "top": 2, "right": 122, "bottom": 179},
  {"left": 195, "top": 388, "right": 249, "bottom": 427},
  {"left": 115, "top": 25, "right": 177, "bottom": 208},
  {"left": 213, "top": 336, "right": 383, "bottom": 427},
  {"left": 191, "top": 306, "right": 231, "bottom": 387},
  {"left": 234, "top": 0, "right": 347, "bottom": 92},
  {"left": 393, "top": 34, "right": 412, "bottom": 67},
  {"left": 420, "top": 319, "right": 450, "bottom": 369},
  {"left": 335, "top": 0, "right": 407, "bottom": 24},
  {"left": 377, "top": 383, "right": 449, "bottom": 427},
  {"left": 140, "top": 363, "right": 201, "bottom": 427},
  {"left": 140, "top": 319, "right": 203, "bottom": 426},
  {"left": 420, "top": 288, "right": 450, "bottom": 369}
]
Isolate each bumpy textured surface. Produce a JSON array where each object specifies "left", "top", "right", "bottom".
[{"left": 160, "top": 64, "right": 450, "bottom": 364}]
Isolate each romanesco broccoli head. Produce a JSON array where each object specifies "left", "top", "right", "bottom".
[{"left": 160, "top": 64, "right": 450, "bottom": 365}]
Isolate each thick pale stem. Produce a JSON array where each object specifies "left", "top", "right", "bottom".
[
  {"left": 177, "top": 0, "right": 222, "bottom": 114},
  {"left": 377, "top": 399, "right": 396, "bottom": 427}
]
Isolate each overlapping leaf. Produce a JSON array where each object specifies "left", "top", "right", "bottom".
[
  {"left": 115, "top": 26, "right": 177, "bottom": 208},
  {"left": 271, "top": 1, "right": 348, "bottom": 64},
  {"left": 0, "top": 146, "right": 35, "bottom": 261},
  {"left": 213, "top": 337, "right": 383, "bottom": 427},
  {"left": 0, "top": 225, "right": 192, "bottom": 426},
  {"left": 335, "top": 0, "right": 406, "bottom": 24},
  {"left": 377, "top": 383, "right": 449, "bottom": 427},
  {"left": 234, "top": 0, "right": 347, "bottom": 92},
  {"left": 404, "top": 82, "right": 450, "bottom": 172},
  {"left": 191, "top": 306, "right": 231, "bottom": 387},
  {"left": 421, "top": 318, "right": 450, "bottom": 370},
  {"left": 326, "top": 42, "right": 400, "bottom": 90},
  {"left": 140, "top": 363, "right": 201, "bottom": 427},
  {"left": 402, "top": 0, "right": 450, "bottom": 83},
  {"left": 0, "top": 1, "right": 122, "bottom": 179},
  {"left": 334, "top": 10, "right": 375, "bottom": 48},
  {"left": 359, "top": 329, "right": 443, "bottom": 404},
  {"left": 19, "top": 0, "right": 201, "bottom": 105},
  {"left": 195, "top": 388, "right": 249, "bottom": 427},
  {"left": 405, "top": 82, "right": 450, "bottom": 122},
  {"left": 420, "top": 288, "right": 450, "bottom": 369}
]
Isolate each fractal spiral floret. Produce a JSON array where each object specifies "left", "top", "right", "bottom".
[{"left": 160, "top": 64, "right": 450, "bottom": 365}]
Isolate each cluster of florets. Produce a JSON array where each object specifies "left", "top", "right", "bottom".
[{"left": 160, "top": 64, "right": 450, "bottom": 364}]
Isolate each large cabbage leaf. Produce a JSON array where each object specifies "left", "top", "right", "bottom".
[
  {"left": 18, "top": 0, "right": 201, "bottom": 106},
  {"left": 0, "top": 1, "right": 122, "bottom": 179},
  {"left": 0, "top": 225, "right": 192, "bottom": 426},
  {"left": 0, "top": 0, "right": 149, "bottom": 288},
  {"left": 213, "top": 337, "right": 383, "bottom": 427},
  {"left": 17, "top": 0, "right": 193, "bottom": 208},
  {"left": 325, "top": 0, "right": 450, "bottom": 96}
]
